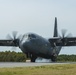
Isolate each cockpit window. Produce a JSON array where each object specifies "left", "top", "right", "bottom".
[
  {"left": 28, "top": 34, "right": 36, "bottom": 39},
  {"left": 22, "top": 34, "right": 36, "bottom": 41},
  {"left": 31, "top": 34, "right": 36, "bottom": 38},
  {"left": 23, "top": 34, "right": 28, "bottom": 39}
]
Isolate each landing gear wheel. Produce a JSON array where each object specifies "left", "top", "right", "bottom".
[
  {"left": 51, "top": 56, "right": 57, "bottom": 62},
  {"left": 31, "top": 55, "right": 37, "bottom": 62}
]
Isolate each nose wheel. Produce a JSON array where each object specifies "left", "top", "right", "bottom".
[
  {"left": 26, "top": 53, "right": 37, "bottom": 62},
  {"left": 30, "top": 55, "right": 37, "bottom": 62}
]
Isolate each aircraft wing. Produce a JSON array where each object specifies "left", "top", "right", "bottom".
[
  {"left": 49, "top": 37, "right": 76, "bottom": 47},
  {"left": 0, "top": 40, "right": 17, "bottom": 46}
]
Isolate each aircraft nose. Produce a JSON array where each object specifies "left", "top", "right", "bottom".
[
  {"left": 21, "top": 37, "right": 30, "bottom": 46},
  {"left": 19, "top": 34, "right": 32, "bottom": 51},
  {"left": 19, "top": 37, "right": 31, "bottom": 52},
  {"left": 22, "top": 40, "right": 31, "bottom": 52}
]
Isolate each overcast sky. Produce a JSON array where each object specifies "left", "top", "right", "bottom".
[{"left": 0, "top": 0, "right": 76, "bottom": 54}]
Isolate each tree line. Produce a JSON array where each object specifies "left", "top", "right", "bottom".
[
  {"left": 57, "top": 54, "right": 76, "bottom": 62},
  {"left": 0, "top": 51, "right": 26, "bottom": 62},
  {"left": 0, "top": 51, "right": 76, "bottom": 62}
]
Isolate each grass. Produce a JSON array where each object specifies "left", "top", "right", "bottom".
[{"left": 0, "top": 64, "right": 76, "bottom": 75}]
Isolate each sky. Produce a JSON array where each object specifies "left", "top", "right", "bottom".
[{"left": 0, "top": 0, "right": 76, "bottom": 54}]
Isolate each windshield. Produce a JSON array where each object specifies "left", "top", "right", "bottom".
[{"left": 28, "top": 34, "right": 36, "bottom": 39}]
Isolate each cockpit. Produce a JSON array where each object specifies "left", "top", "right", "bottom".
[
  {"left": 22, "top": 33, "right": 37, "bottom": 41},
  {"left": 28, "top": 34, "right": 36, "bottom": 39}
]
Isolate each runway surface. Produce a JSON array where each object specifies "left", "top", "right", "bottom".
[{"left": 0, "top": 62, "right": 75, "bottom": 68}]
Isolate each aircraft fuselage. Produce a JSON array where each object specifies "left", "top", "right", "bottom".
[{"left": 19, "top": 33, "right": 55, "bottom": 59}]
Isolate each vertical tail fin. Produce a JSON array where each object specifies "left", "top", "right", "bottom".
[
  {"left": 53, "top": 17, "right": 58, "bottom": 37},
  {"left": 53, "top": 17, "right": 62, "bottom": 55}
]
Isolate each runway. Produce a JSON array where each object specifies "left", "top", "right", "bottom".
[{"left": 0, "top": 62, "right": 75, "bottom": 68}]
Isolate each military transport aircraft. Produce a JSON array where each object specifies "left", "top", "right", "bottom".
[{"left": 0, "top": 17, "right": 76, "bottom": 62}]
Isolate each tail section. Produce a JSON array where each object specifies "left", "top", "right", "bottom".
[
  {"left": 53, "top": 17, "right": 62, "bottom": 56},
  {"left": 53, "top": 17, "right": 58, "bottom": 37}
]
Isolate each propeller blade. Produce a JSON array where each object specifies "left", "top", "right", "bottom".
[
  {"left": 6, "top": 34, "right": 13, "bottom": 40},
  {"left": 61, "top": 29, "right": 67, "bottom": 38},
  {"left": 12, "top": 31, "right": 18, "bottom": 40},
  {"left": 66, "top": 33, "right": 72, "bottom": 37}
]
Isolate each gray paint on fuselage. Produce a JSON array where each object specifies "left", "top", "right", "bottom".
[{"left": 19, "top": 33, "right": 61, "bottom": 59}]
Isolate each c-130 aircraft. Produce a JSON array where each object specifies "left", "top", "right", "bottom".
[{"left": 0, "top": 17, "right": 76, "bottom": 62}]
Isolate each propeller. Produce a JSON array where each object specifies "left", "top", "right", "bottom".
[
  {"left": 61, "top": 29, "right": 67, "bottom": 38},
  {"left": 60, "top": 29, "right": 72, "bottom": 38},
  {"left": 59, "top": 29, "right": 72, "bottom": 46},
  {"left": 6, "top": 31, "right": 21, "bottom": 46}
]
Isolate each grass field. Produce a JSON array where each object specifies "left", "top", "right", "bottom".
[{"left": 0, "top": 64, "right": 76, "bottom": 75}]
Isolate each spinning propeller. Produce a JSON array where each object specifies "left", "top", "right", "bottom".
[
  {"left": 60, "top": 29, "right": 72, "bottom": 38},
  {"left": 6, "top": 31, "right": 21, "bottom": 46},
  {"left": 59, "top": 29, "right": 72, "bottom": 45}
]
